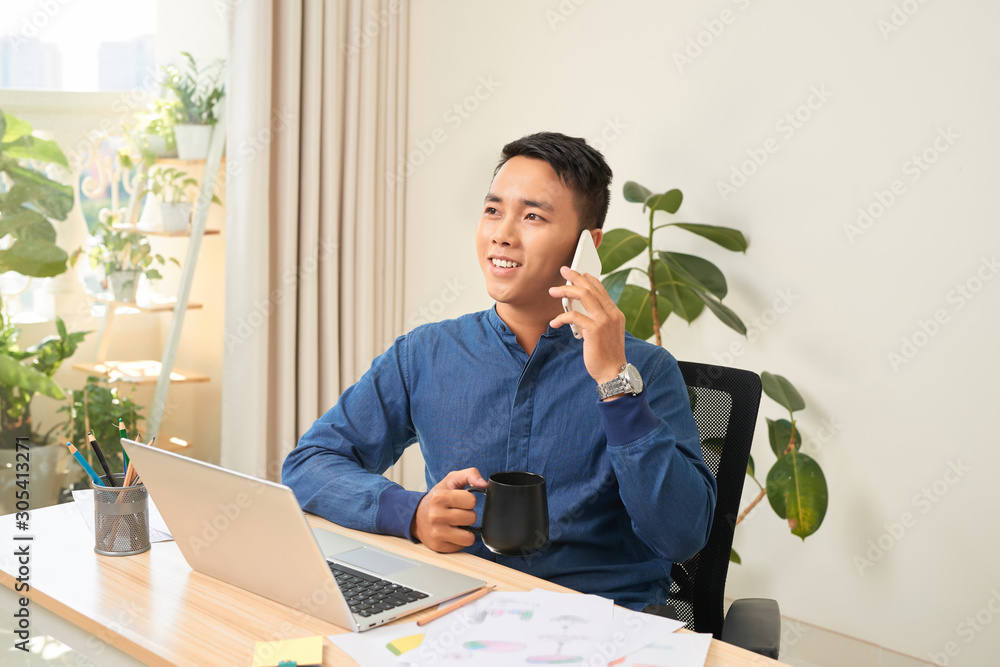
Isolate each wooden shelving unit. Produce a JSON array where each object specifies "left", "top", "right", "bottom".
[{"left": 78, "top": 114, "right": 227, "bottom": 442}]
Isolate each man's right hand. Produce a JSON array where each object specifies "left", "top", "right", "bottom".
[{"left": 410, "top": 468, "right": 488, "bottom": 552}]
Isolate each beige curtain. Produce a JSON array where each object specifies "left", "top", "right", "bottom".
[{"left": 223, "top": 0, "right": 408, "bottom": 480}]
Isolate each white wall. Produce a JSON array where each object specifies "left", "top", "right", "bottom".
[{"left": 404, "top": 1, "right": 1000, "bottom": 663}]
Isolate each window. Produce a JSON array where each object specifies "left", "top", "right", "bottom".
[{"left": 0, "top": 0, "right": 156, "bottom": 92}]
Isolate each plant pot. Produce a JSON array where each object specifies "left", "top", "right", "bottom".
[
  {"left": 173, "top": 123, "right": 212, "bottom": 160},
  {"left": 108, "top": 270, "right": 141, "bottom": 302},
  {"left": 0, "top": 441, "right": 71, "bottom": 515},
  {"left": 158, "top": 201, "right": 192, "bottom": 232},
  {"left": 144, "top": 133, "right": 172, "bottom": 158}
]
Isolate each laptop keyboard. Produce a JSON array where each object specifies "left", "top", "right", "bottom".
[{"left": 328, "top": 562, "right": 429, "bottom": 618}]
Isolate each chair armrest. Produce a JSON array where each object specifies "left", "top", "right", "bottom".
[
  {"left": 721, "top": 597, "right": 781, "bottom": 659},
  {"left": 641, "top": 603, "right": 681, "bottom": 621}
]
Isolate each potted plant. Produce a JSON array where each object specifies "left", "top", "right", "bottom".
[
  {"left": 85, "top": 207, "right": 179, "bottom": 302},
  {"left": 138, "top": 166, "right": 198, "bottom": 232},
  {"left": 58, "top": 376, "right": 144, "bottom": 483},
  {"left": 135, "top": 165, "right": 222, "bottom": 233},
  {"left": 0, "top": 108, "right": 90, "bottom": 512},
  {"left": 597, "top": 182, "right": 830, "bottom": 559},
  {"left": 136, "top": 99, "right": 180, "bottom": 158},
  {"left": 159, "top": 52, "right": 225, "bottom": 160}
]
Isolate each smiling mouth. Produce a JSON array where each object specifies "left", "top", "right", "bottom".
[{"left": 491, "top": 258, "right": 521, "bottom": 268}]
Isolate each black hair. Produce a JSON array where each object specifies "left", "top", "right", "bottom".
[{"left": 494, "top": 132, "right": 613, "bottom": 230}]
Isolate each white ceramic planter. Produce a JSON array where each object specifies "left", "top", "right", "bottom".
[
  {"left": 144, "top": 134, "right": 171, "bottom": 158},
  {"left": 159, "top": 201, "right": 192, "bottom": 233},
  {"left": 107, "top": 270, "right": 141, "bottom": 302},
  {"left": 173, "top": 124, "right": 212, "bottom": 160}
]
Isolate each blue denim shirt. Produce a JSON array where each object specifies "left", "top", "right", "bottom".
[{"left": 282, "top": 307, "right": 716, "bottom": 609}]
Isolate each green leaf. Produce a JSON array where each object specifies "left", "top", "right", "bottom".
[
  {"left": 0, "top": 241, "right": 69, "bottom": 278},
  {"left": 0, "top": 353, "right": 65, "bottom": 400},
  {"left": 0, "top": 239, "right": 68, "bottom": 277},
  {"left": 616, "top": 284, "right": 672, "bottom": 341},
  {"left": 730, "top": 548, "right": 742, "bottom": 565},
  {"left": 0, "top": 112, "right": 31, "bottom": 143},
  {"left": 657, "top": 251, "right": 728, "bottom": 299},
  {"left": 2, "top": 135, "right": 69, "bottom": 167},
  {"left": 645, "top": 189, "right": 683, "bottom": 214},
  {"left": 0, "top": 207, "right": 48, "bottom": 237},
  {"left": 670, "top": 223, "right": 748, "bottom": 252},
  {"left": 623, "top": 181, "right": 652, "bottom": 203},
  {"left": 767, "top": 418, "right": 801, "bottom": 457},
  {"left": 652, "top": 260, "right": 704, "bottom": 323},
  {"left": 747, "top": 454, "right": 755, "bottom": 478},
  {"left": 13, "top": 218, "right": 57, "bottom": 244},
  {"left": 702, "top": 437, "right": 725, "bottom": 461},
  {"left": 761, "top": 372, "right": 805, "bottom": 413},
  {"left": 597, "top": 228, "right": 648, "bottom": 273},
  {"left": 766, "top": 450, "right": 828, "bottom": 539},
  {"left": 1, "top": 159, "right": 74, "bottom": 220},
  {"left": 601, "top": 269, "right": 631, "bottom": 303},
  {"left": 693, "top": 291, "right": 747, "bottom": 335}
]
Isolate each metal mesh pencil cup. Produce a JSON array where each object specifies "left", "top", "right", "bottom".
[{"left": 93, "top": 473, "right": 150, "bottom": 556}]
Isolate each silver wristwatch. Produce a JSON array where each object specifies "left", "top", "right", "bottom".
[{"left": 596, "top": 363, "right": 644, "bottom": 400}]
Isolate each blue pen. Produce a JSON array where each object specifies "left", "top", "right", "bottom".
[{"left": 65, "top": 442, "right": 105, "bottom": 487}]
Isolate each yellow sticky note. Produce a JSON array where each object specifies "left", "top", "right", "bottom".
[{"left": 251, "top": 635, "right": 323, "bottom": 667}]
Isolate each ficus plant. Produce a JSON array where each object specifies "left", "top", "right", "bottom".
[
  {"left": 596, "top": 181, "right": 748, "bottom": 345},
  {"left": 597, "top": 182, "right": 829, "bottom": 559},
  {"left": 730, "top": 372, "right": 829, "bottom": 562}
]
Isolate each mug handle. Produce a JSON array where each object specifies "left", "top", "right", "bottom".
[{"left": 460, "top": 486, "right": 487, "bottom": 533}]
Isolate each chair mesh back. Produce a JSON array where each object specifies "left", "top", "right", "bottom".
[{"left": 667, "top": 362, "right": 762, "bottom": 638}]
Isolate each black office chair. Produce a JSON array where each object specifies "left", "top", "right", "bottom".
[{"left": 642, "top": 361, "right": 781, "bottom": 659}]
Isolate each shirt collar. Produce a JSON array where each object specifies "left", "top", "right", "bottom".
[{"left": 486, "top": 304, "right": 573, "bottom": 342}]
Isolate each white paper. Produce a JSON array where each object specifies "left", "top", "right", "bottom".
[
  {"left": 72, "top": 489, "right": 173, "bottom": 542},
  {"left": 616, "top": 632, "right": 713, "bottom": 666},
  {"left": 605, "top": 604, "right": 687, "bottom": 658},
  {"left": 330, "top": 590, "right": 618, "bottom": 667}
]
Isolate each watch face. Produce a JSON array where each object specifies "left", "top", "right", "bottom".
[{"left": 624, "top": 364, "right": 644, "bottom": 394}]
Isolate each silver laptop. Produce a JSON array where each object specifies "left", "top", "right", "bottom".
[{"left": 121, "top": 439, "right": 485, "bottom": 632}]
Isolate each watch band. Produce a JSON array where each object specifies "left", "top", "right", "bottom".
[{"left": 596, "top": 363, "right": 640, "bottom": 401}]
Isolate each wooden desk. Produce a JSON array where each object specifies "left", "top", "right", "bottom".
[{"left": 0, "top": 503, "right": 788, "bottom": 666}]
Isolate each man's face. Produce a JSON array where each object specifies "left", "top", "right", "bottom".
[{"left": 476, "top": 156, "right": 594, "bottom": 317}]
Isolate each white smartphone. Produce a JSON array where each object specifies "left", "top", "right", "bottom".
[{"left": 561, "top": 230, "right": 603, "bottom": 339}]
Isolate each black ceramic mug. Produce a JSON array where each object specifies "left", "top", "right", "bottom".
[{"left": 463, "top": 471, "right": 549, "bottom": 557}]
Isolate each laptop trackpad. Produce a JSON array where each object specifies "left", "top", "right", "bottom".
[{"left": 334, "top": 547, "right": 417, "bottom": 576}]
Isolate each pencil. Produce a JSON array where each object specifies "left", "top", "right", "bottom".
[
  {"left": 416, "top": 585, "right": 496, "bottom": 626},
  {"left": 119, "top": 419, "right": 129, "bottom": 468},
  {"left": 88, "top": 430, "right": 118, "bottom": 486},
  {"left": 65, "top": 442, "right": 105, "bottom": 487}
]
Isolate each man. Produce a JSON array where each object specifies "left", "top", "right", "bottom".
[{"left": 282, "top": 132, "right": 716, "bottom": 610}]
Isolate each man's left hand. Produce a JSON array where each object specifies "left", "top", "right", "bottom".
[{"left": 548, "top": 266, "right": 628, "bottom": 388}]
